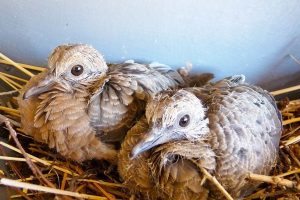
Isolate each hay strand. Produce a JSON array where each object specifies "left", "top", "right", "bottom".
[
  {"left": 0, "top": 72, "right": 28, "bottom": 83},
  {"left": 0, "top": 90, "right": 18, "bottom": 96},
  {"left": 0, "top": 74, "right": 18, "bottom": 90},
  {"left": 0, "top": 53, "right": 34, "bottom": 77},
  {"left": 0, "top": 106, "right": 19, "bottom": 114},
  {"left": 0, "top": 114, "right": 55, "bottom": 188},
  {"left": 1, "top": 75, "right": 23, "bottom": 89},
  {"left": 248, "top": 173, "right": 300, "bottom": 191},
  {"left": 0, "top": 59, "right": 45, "bottom": 72},
  {"left": 271, "top": 85, "right": 300, "bottom": 96},
  {"left": 0, "top": 156, "right": 36, "bottom": 162},
  {"left": 0, "top": 141, "right": 77, "bottom": 176},
  {"left": 0, "top": 178, "right": 107, "bottom": 200},
  {"left": 198, "top": 165, "right": 233, "bottom": 200},
  {"left": 283, "top": 117, "right": 300, "bottom": 125}
]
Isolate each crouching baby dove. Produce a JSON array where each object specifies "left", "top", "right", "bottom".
[
  {"left": 18, "top": 44, "right": 184, "bottom": 162},
  {"left": 118, "top": 75, "right": 282, "bottom": 199}
]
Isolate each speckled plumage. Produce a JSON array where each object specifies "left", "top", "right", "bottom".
[
  {"left": 118, "top": 75, "right": 282, "bottom": 199},
  {"left": 89, "top": 60, "right": 185, "bottom": 142},
  {"left": 18, "top": 44, "right": 184, "bottom": 162}
]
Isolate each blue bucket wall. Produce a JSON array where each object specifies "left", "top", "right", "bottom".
[{"left": 1, "top": 0, "right": 300, "bottom": 90}]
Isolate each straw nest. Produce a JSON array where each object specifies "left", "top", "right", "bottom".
[{"left": 0, "top": 52, "right": 299, "bottom": 200}]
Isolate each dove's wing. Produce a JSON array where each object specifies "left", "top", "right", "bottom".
[
  {"left": 89, "top": 62, "right": 184, "bottom": 142},
  {"left": 188, "top": 81, "right": 282, "bottom": 197}
]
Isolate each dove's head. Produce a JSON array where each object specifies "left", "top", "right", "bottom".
[
  {"left": 23, "top": 44, "right": 108, "bottom": 99},
  {"left": 131, "top": 89, "right": 209, "bottom": 158}
]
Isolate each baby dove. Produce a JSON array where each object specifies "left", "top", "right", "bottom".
[
  {"left": 119, "top": 75, "right": 282, "bottom": 199},
  {"left": 18, "top": 44, "right": 184, "bottom": 162}
]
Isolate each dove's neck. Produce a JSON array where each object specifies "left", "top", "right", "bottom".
[
  {"left": 35, "top": 88, "right": 89, "bottom": 119},
  {"left": 148, "top": 140, "right": 216, "bottom": 186},
  {"left": 53, "top": 76, "right": 109, "bottom": 102},
  {"left": 38, "top": 80, "right": 91, "bottom": 99},
  {"left": 33, "top": 81, "right": 93, "bottom": 130}
]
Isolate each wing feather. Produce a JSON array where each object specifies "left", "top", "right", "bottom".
[{"left": 89, "top": 61, "right": 184, "bottom": 142}]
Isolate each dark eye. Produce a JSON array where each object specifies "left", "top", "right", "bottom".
[
  {"left": 179, "top": 114, "right": 190, "bottom": 127},
  {"left": 71, "top": 65, "right": 84, "bottom": 76}
]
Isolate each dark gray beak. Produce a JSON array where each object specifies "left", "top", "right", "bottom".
[
  {"left": 23, "top": 77, "right": 55, "bottom": 99},
  {"left": 131, "top": 130, "right": 164, "bottom": 159}
]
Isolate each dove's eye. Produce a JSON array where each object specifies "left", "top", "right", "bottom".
[
  {"left": 179, "top": 114, "right": 190, "bottom": 127},
  {"left": 71, "top": 65, "right": 84, "bottom": 76}
]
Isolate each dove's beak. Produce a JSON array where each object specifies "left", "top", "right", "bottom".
[
  {"left": 131, "top": 129, "right": 166, "bottom": 159},
  {"left": 23, "top": 76, "right": 56, "bottom": 99}
]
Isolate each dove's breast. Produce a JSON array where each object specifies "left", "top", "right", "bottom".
[{"left": 118, "top": 117, "right": 157, "bottom": 199}]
